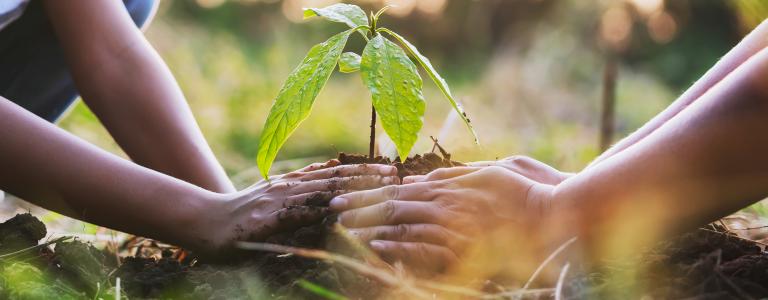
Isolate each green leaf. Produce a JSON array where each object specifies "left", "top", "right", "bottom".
[
  {"left": 298, "top": 280, "right": 348, "bottom": 300},
  {"left": 256, "top": 30, "right": 354, "bottom": 179},
  {"left": 304, "top": 4, "right": 368, "bottom": 29},
  {"left": 339, "top": 52, "right": 361, "bottom": 73},
  {"left": 378, "top": 28, "right": 479, "bottom": 143},
  {"left": 361, "top": 34, "right": 426, "bottom": 162}
]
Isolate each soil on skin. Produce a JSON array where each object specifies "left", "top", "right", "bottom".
[
  {"left": 2, "top": 154, "right": 767, "bottom": 299},
  {"left": 0, "top": 153, "right": 460, "bottom": 300}
]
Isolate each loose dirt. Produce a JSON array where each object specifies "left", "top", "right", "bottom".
[{"left": 1, "top": 154, "right": 767, "bottom": 299}]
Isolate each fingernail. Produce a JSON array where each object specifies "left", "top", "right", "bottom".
[
  {"left": 348, "top": 229, "right": 361, "bottom": 236},
  {"left": 370, "top": 240, "right": 385, "bottom": 250},
  {"left": 329, "top": 197, "right": 347, "bottom": 210}
]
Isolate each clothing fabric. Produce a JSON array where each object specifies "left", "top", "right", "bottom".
[
  {"left": 0, "top": 0, "right": 156, "bottom": 122},
  {"left": 0, "top": 0, "right": 28, "bottom": 31}
]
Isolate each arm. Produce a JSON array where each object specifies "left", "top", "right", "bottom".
[
  {"left": 439, "top": 20, "right": 768, "bottom": 185},
  {"left": 588, "top": 19, "right": 768, "bottom": 168},
  {"left": 0, "top": 97, "right": 398, "bottom": 256},
  {"left": 330, "top": 46, "right": 768, "bottom": 269},
  {"left": 41, "top": 0, "right": 234, "bottom": 193},
  {"left": 549, "top": 46, "right": 768, "bottom": 248}
]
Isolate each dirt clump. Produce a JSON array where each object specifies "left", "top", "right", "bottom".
[
  {"left": 564, "top": 225, "right": 768, "bottom": 299},
  {"left": 338, "top": 152, "right": 463, "bottom": 179}
]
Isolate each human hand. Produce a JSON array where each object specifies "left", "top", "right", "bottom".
[
  {"left": 199, "top": 160, "right": 399, "bottom": 257},
  {"left": 404, "top": 155, "right": 571, "bottom": 185},
  {"left": 330, "top": 166, "right": 558, "bottom": 273}
]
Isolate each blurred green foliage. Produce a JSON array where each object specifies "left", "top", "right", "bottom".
[{"left": 56, "top": 0, "right": 762, "bottom": 183}]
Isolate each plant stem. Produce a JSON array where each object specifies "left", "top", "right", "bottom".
[
  {"left": 369, "top": 105, "right": 377, "bottom": 160},
  {"left": 599, "top": 54, "right": 618, "bottom": 151}
]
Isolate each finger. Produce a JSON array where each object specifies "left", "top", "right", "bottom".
[
  {"left": 466, "top": 160, "right": 498, "bottom": 167},
  {"left": 370, "top": 240, "right": 459, "bottom": 274},
  {"left": 424, "top": 167, "right": 482, "bottom": 181},
  {"left": 338, "top": 200, "right": 441, "bottom": 228},
  {"left": 402, "top": 175, "right": 426, "bottom": 184},
  {"left": 349, "top": 224, "right": 465, "bottom": 249},
  {"left": 300, "top": 164, "right": 397, "bottom": 181},
  {"left": 284, "top": 190, "right": 350, "bottom": 207},
  {"left": 298, "top": 159, "right": 341, "bottom": 172},
  {"left": 263, "top": 206, "right": 332, "bottom": 237},
  {"left": 330, "top": 182, "right": 435, "bottom": 211},
  {"left": 290, "top": 175, "right": 399, "bottom": 195}
]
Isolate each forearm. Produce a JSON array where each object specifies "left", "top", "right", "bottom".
[
  {"left": 43, "top": 0, "right": 234, "bottom": 193},
  {"left": 588, "top": 20, "right": 768, "bottom": 169},
  {"left": 0, "top": 98, "right": 220, "bottom": 250},
  {"left": 553, "top": 47, "right": 768, "bottom": 245}
]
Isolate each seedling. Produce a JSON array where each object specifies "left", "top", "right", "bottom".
[{"left": 256, "top": 3, "right": 478, "bottom": 179}]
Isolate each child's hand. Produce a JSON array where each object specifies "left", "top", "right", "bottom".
[
  {"left": 330, "top": 166, "right": 563, "bottom": 274},
  {"left": 403, "top": 155, "right": 571, "bottom": 185},
  {"left": 198, "top": 160, "right": 399, "bottom": 257}
]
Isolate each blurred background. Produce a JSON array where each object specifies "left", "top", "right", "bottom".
[{"left": 7, "top": 0, "right": 768, "bottom": 240}]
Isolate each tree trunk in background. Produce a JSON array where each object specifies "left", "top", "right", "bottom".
[{"left": 600, "top": 55, "right": 617, "bottom": 152}]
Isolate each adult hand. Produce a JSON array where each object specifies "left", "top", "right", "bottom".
[
  {"left": 404, "top": 155, "right": 571, "bottom": 185},
  {"left": 199, "top": 160, "right": 399, "bottom": 257},
  {"left": 330, "top": 166, "right": 558, "bottom": 273}
]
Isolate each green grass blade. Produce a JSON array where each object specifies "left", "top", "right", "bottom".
[
  {"left": 361, "top": 34, "right": 426, "bottom": 162},
  {"left": 256, "top": 29, "right": 354, "bottom": 179},
  {"left": 339, "top": 52, "right": 361, "bottom": 73},
  {"left": 379, "top": 28, "right": 479, "bottom": 143},
  {"left": 298, "top": 280, "right": 348, "bottom": 300}
]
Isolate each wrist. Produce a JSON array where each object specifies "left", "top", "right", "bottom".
[
  {"left": 526, "top": 183, "right": 556, "bottom": 218},
  {"left": 177, "top": 189, "right": 230, "bottom": 255}
]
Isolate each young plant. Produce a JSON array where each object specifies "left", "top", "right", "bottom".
[{"left": 256, "top": 3, "right": 478, "bottom": 179}]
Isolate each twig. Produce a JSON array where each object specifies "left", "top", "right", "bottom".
[
  {"left": 235, "top": 241, "right": 485, "bottom": 298},
  {"left": 0, "top": 236, "right": 73, "bottom": 259},
  {"left": 522, "top": 236, "right": 578, "bottom": 290},
  {"left": 698, "top": 228, "right": 768, "bottom": 247},
  {"left": 716, "top": 270, "right": 753, "bottom": 300},
  {"left": 369, "top": 105, "right": 377, "bottom": 160},
  {"left": 729, "top": 225, "right": 768, "bottom": 231},
  {"left": 116, "top": 277, "right": 121, "bottom": 300},
  {"left": 429, "top": 136, "right": 451, "bottom": 160},
  {"left": 235, "top": 242, "right": 431, "bottom": 298},
  {"left": 333, "top": 224, "right": 390, "bottom": 269},
  {"left": 481, "top": 288, "right": 555, "bottom": 299},
  {"left": 554, "top": 262, "right": 571, "bottom": 300}
]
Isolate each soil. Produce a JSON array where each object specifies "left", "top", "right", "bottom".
[
  {"left": 563, "top": 224, "right": 768, "bottom": 299},
  {"left": 0, "top": 152, "right": 460, "bottom": 300},
  {"left": 2, "top": 153, "right": 767, "bottom": 299}
]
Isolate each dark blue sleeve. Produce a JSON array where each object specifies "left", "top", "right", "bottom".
[{"left": 0, "top": 0, "right": 157, "bottom": 123}]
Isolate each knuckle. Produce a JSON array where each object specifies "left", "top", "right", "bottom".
[
  {"left": 427, "top": 168, "right": 449, "bottom": 179},
  {"left": 395, "top": 224, "right": 410, "bottom": 239},
  {"left": 415, "top": 243, "right": 430, "bottom": 258},
  {"left": 484, "top": 165, "right": 510, "bottom": 176},
  {"left": 383, "top": 185, "right": 400, "bottom": 200},
  {"left": 382, "top": 201, "right": 397, "bottom": 222},
  {"left": 266, "top": 182, "right": 288, "bottom": 193}
]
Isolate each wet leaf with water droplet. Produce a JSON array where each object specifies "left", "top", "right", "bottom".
[
  {"left": 361, "top": 34, "right": 425, "bottom": 162},
  {"left": 379, "top": 28, "right": 479, "bottom": 144},
  {"left": 256, "top": 29, "right": 354, "bottom": 179},
  {"left": 304, "top": 4, "right": 369, "bottom": 35},
  {"left": 339, "top": 52, "right": 362, "bottom": 73}
]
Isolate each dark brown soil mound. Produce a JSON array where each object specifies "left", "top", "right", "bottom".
[
  {"left": 235, "top": 152, "right": 460, "bottom": 299},
  {"left": 564, "top": 225, "right": 768, "bottom": 299},
  {"left": 3, "top": 154, "right": 768, "bottom": 299}
]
